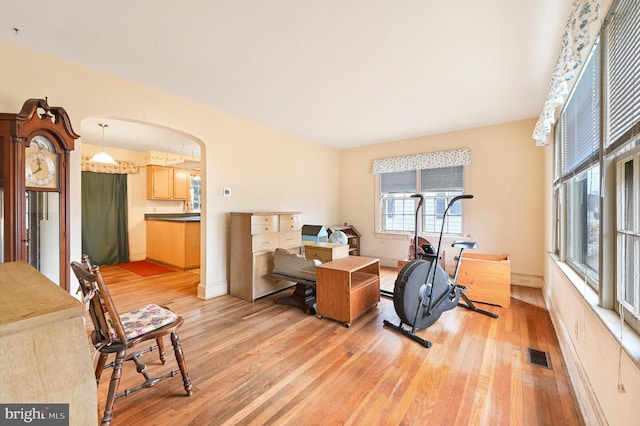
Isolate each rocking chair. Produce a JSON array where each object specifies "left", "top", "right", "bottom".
[{"left": 71, "top": 256, "right": 193, "bottom": 426}]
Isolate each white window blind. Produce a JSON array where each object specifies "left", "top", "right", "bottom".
[
  {"left": 607, "top": 0, "right": 640, "bottom": 147},
  {"left": 561, "top": 40, "right": 600, "bottom": 176},
  {"left": 420, "top": 166, "right": 463, "bottom": 191},
  {"left": 380, "top": 170, "right": 416, "bottom": 193}
]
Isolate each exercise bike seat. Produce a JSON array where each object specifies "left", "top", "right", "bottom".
[{"left": 451, "top": 240, "right": 478, "bottom": 250}]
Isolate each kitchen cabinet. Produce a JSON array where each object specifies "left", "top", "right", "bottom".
[
  {"left": 173, "top": 169, "right": 191, "bottom": 199},
  {"left": 146, "top": 217, "right": 200, "bottom": 269},
  {"left": 146, "top": 165, "right": 191, "bottom": 200}
]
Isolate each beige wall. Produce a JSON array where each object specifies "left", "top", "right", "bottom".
[
  {"left": 340, "top": 119, "right": 545, "bottom": 282},
  {"left": 0, "top": 40, "right": 341, "bottom": 298}
]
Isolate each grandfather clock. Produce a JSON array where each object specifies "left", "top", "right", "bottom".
[{"left": 0, "top": 98, "right": 78, "bottom": 291}]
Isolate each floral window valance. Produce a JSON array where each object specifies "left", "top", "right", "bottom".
[
  {"left": 372, "top": 148, "right": 471, "bottom": 174},
  {"left": 533, "top": 0, "right": 601, "bottom": 146},
  {"left": 81, "top": 156, "right": 140, "bottom": 174}
]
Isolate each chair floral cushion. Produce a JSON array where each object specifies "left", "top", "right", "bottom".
[{"left": 120, "top": 304, "right": 178, "bottom": 340}]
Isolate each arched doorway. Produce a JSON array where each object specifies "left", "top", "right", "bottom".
[{"left": 79, "top": 117, "right": 205, "bottom": 285}]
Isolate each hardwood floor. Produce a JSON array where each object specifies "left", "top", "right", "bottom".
[{"left": 88, "top": 265, "right": 584, "bottom": 425}]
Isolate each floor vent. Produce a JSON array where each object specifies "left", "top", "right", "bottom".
[{"left": 527, "top": 348, "right": 552, "bottom": 369}]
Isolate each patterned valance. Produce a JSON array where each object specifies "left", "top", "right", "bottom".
[
  {"left": 533, "top": 0, "right": 601, "bottom": 146},
  {"left": 81, "top": 156, "right": 140, "bottom": 174},
  {"left": 372, "top": 148, "right": 471, "bottom": 174}
]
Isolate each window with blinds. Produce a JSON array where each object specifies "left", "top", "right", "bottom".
[
  {"left": 379, "top": 166, "right": 464, "bottom": 235},
  {"left": 609, "top": 0, "right": 640, "bottom": 327},
  {"left": 555, "top": 38, "right": 601, "bottom": 288},
  {"left": 607, "top": 0, "right": 640, "bottom": 148}
]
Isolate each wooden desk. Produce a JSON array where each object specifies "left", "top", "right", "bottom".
[
  {"left": 0, "top": 261, "right": 97, "bottom": 424},
  {"left": 316, "top": 256, "right": 380, "bottom": 327}
]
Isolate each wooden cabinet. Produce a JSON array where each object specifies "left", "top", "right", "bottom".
[
  {"left": 146, "top": 219, "right": 200, "bottom": 269},
  {"left": 304, "top": 243, "right": 349, "bottom": 263},
  {"left": 0, "top": 262, "right": 97, "bottom": 425},
  {"left": 316, "top": 256, "right": 380, "bottom": 326},
  {"left": 146, "top": 165, "right": 191, "bottom": 200},
  {"left": 173, "top": 169, "right": 191, "bottom": 199},
  {"left": 457, "top": 253, "right": 511, "bottom": 308},
  {"left": 230, "top": 212, "right": 302, "bottom": 301},
  {"left": 328, "top": 225, "right": 361, "bottom": 256}
]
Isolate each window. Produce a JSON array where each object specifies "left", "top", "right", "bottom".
[
  {"left": 607, "top": 0, "right": 640, "bottom": 328},
  {"left": 420, "top": 167, "right": 464, "bottom": 234},
  {"left": 566, "top": 166, "right": 600, "bottom": 280},
  {"left": 380, "top": 170, "right": 417, "bottom": 233},
  {"left": 552, "top": 0, "right": 640, "bottom": 333},
  {"left": 607, "top": 0, "right": 640, "bottom": 148},
  {"left": 555, "top": 38, "right": 601, "bottom": 287},
  {"left": 379, "top": 166, "right": 464, "bottom": 235},
  {"left": 616, "top": 154, "right": 639, "bottom": 315}
]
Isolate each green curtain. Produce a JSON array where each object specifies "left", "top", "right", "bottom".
[{"left": 81, "top": 172, "right": 129, "bottom": 265}]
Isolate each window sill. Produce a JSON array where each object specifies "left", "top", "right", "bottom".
[{"left": 553, "top": 255, "right": 640, "bottom": 366}]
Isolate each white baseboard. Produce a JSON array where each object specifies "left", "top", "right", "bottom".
[
  {"left": 511, "top": 273, "right": 543, "bottom": 288},
  {"left": 198, "top": 280, "right": 227, "bottom": 300}
]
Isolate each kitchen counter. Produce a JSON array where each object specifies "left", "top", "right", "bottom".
[
  {"left": 145, "top": 215, "right": 200, "bottom": 269},
  {"left": 145, "top": 213, "right": 200, "bottom": 222}
]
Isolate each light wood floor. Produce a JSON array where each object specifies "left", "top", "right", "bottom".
[{"left": 88, "top": 265, "right": 584, "bottom": 426}]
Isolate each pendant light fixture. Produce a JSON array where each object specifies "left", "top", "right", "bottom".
[{"left": 90, "top": 123, "right": 117, "bottom": 164}]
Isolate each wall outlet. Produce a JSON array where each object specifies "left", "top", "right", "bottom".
[{"left": 221, "top": 188, "right": 231, "bottom": 197}]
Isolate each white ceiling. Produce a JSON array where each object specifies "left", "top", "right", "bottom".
[{"left": 0, "top": 1, "right": 571, "bottom": 151}]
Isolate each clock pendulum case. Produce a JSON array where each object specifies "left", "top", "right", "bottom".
[{"left": 0, "top": 98, "right": 79, "bottom": 291}]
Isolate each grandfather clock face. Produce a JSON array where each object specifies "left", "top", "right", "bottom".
[
  {"left": 25, "top": 135, "right": 60, "bottom": 189},
  {"left": 24, "top": 134, "right": 62, "bottom": 283}
]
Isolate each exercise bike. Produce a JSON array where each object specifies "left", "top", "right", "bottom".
[{"left": 383, "top": 194, "right": 498, "bottom": 348}]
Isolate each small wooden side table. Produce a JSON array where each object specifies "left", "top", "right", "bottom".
[{"left": 316, "top": 256, "right": 380, "bottom": 327}]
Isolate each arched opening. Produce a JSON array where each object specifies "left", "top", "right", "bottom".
[{"left": 79, "top": 117, "right": 205, "bottom": 288}]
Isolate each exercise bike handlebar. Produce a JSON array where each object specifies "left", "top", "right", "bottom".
[
  {"left": 410, "top": 194, "right": 424, "bottom": 259},
  {"left": 436, "top": 194, "right": 473, "bottom": 249},
  {"left": 410, "top": 193, "right": 424, "bottom": 208},
  {"left": 448, "top": 194, "right": 473, "bottom": 207}
]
